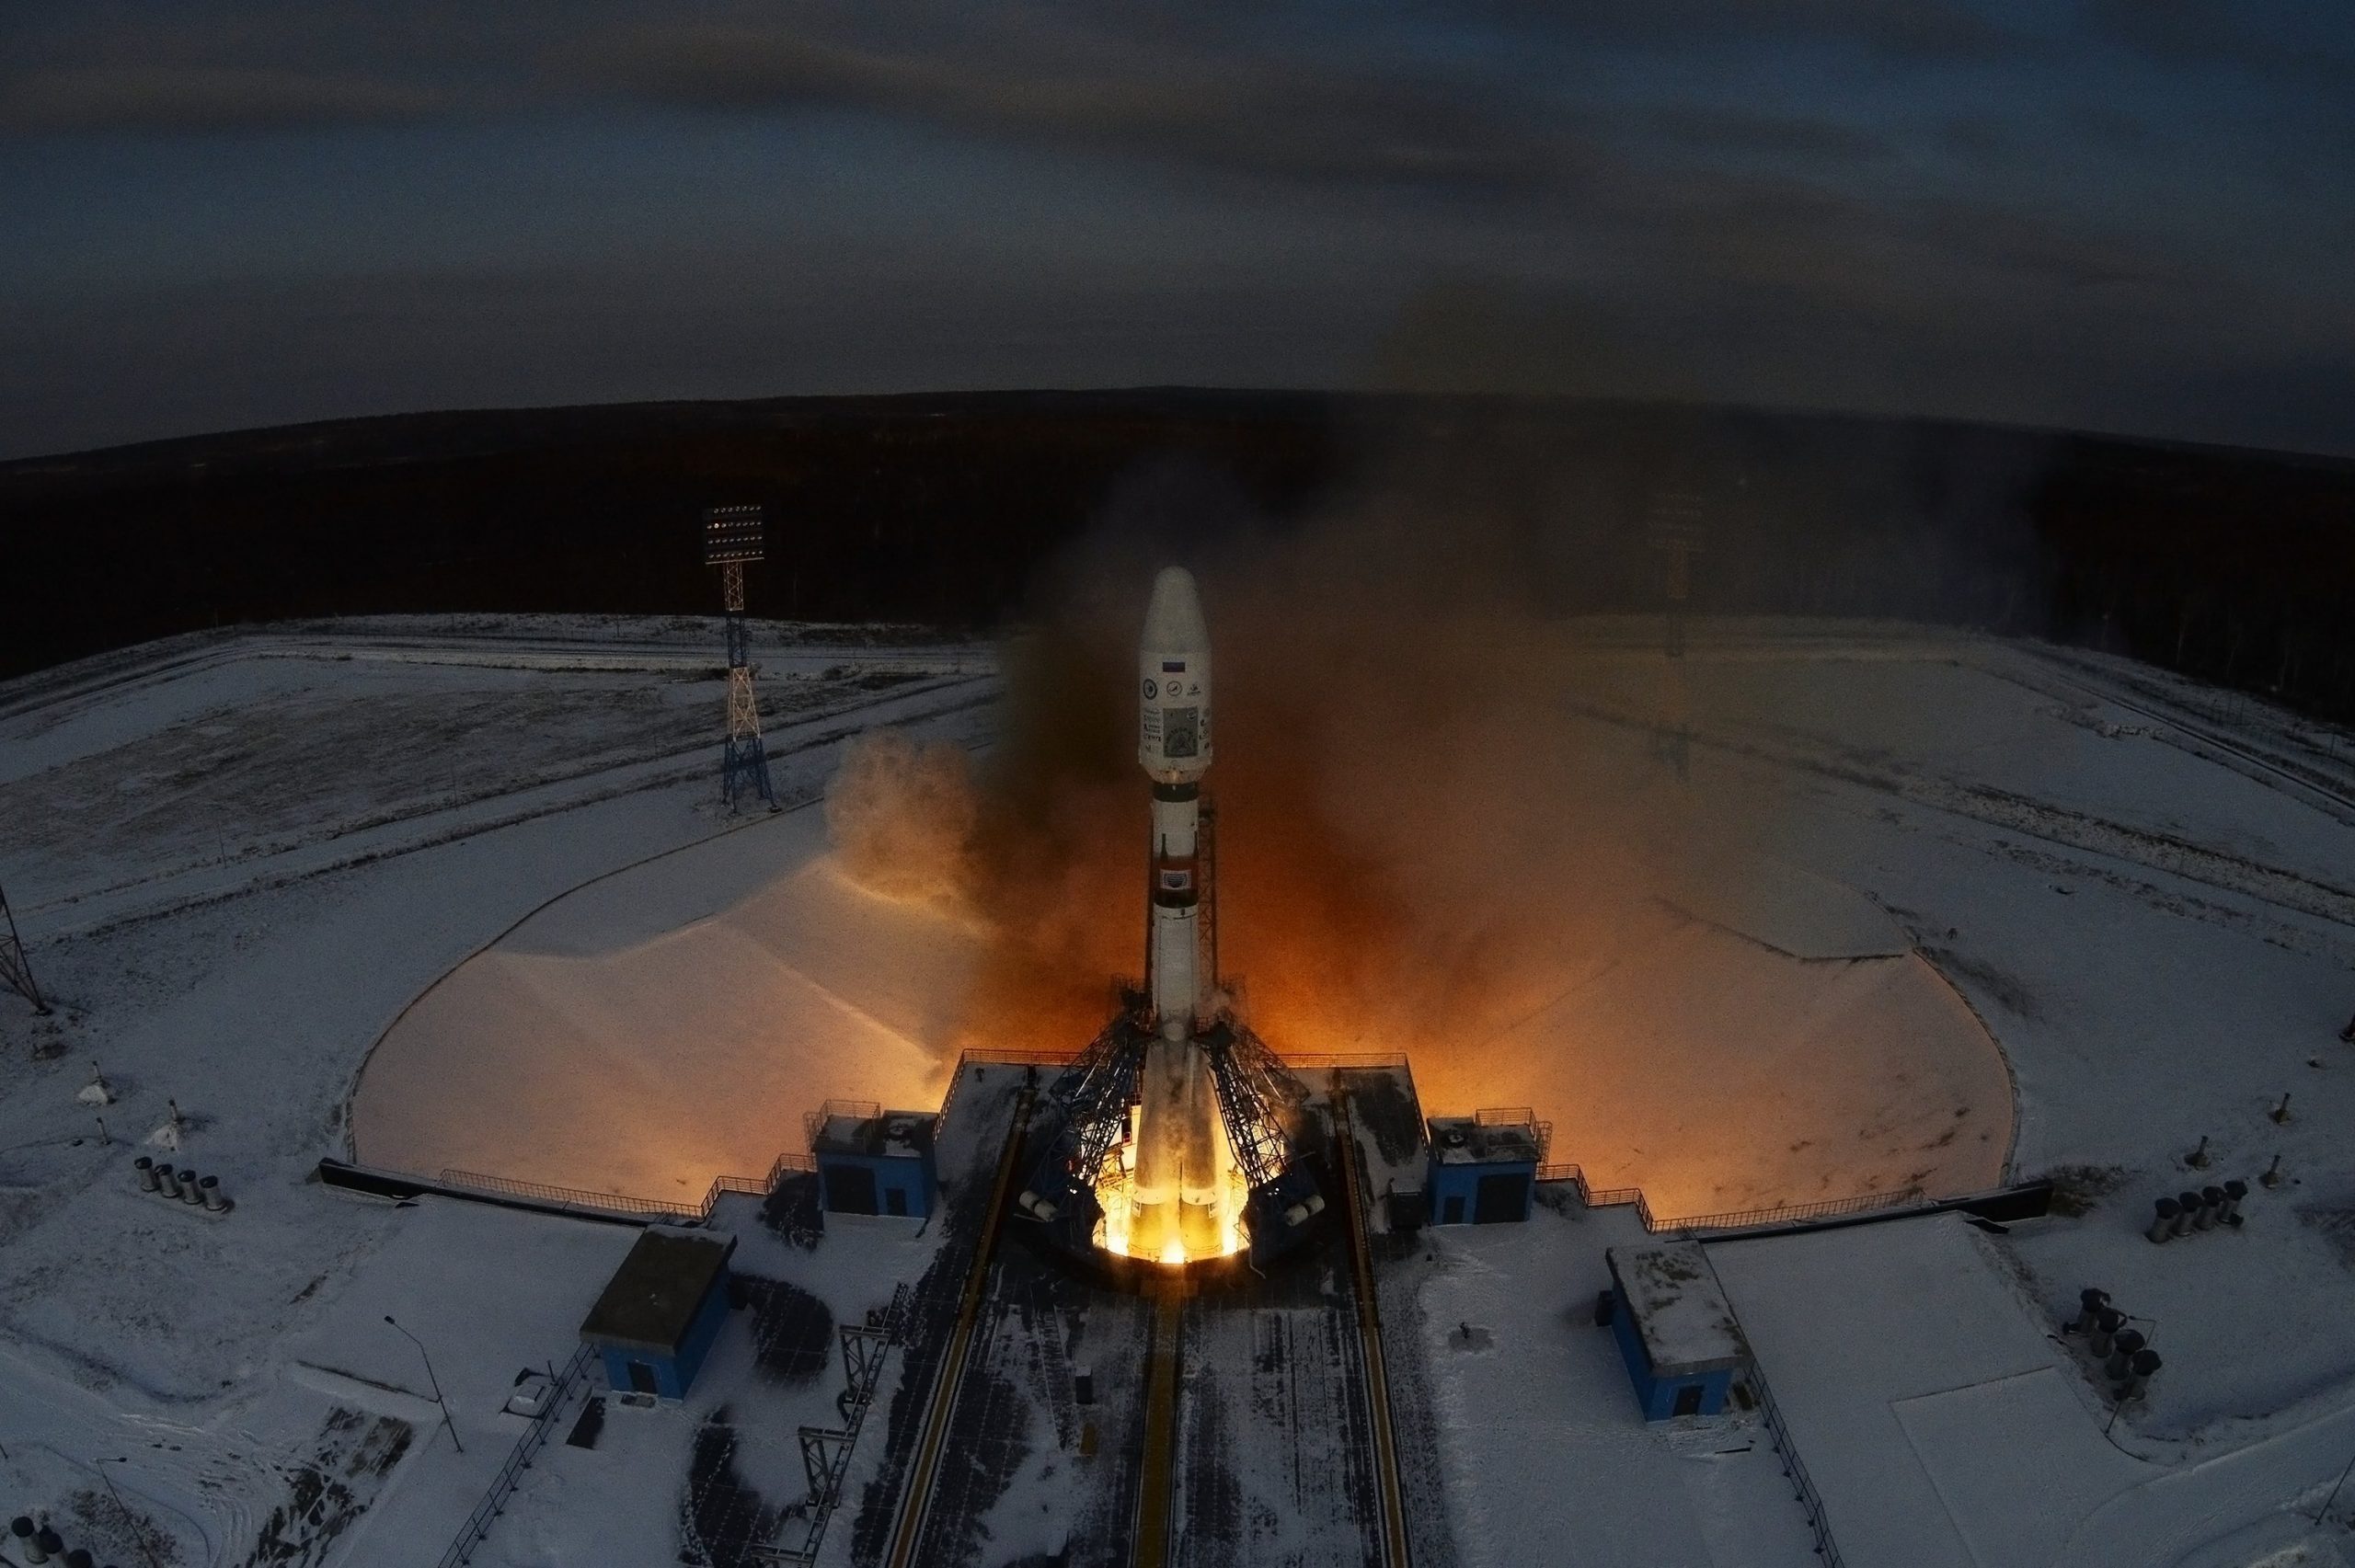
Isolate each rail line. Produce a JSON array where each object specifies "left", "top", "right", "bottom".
[
  {"left": 1132, "top": 1283, "right": 1186, "bottom": 1568},
  {"left": 883, "top": 1086, "right": 1035, "bottom": 1568},
  {"left": 1333, "top": 1090, "right": 1413, "bottom": 1568}
]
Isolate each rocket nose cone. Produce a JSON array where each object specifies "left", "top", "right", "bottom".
[{"left": 1142, "top": 567, "right": 1210, "bottom": 652}]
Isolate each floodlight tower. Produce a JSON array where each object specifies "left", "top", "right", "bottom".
[
  {"left": 1645, "top": 491, "right": 1706, "bottom": 782},
  {"left": 703, "top": 505, "right": 778, "bottom": 812},
  {"left": 1644, "top": 490, "right": 1706, "bottom": 659},
  {"left": 0, "top": 879, "right": 50, "bottom": 1015}
]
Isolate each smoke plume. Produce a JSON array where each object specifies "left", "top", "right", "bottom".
[
  {"left": 823, "top": 728, "right": 981, "bottom": 909},
  {"left": 827, "top": 427, "right": 2028, "bottom": 1213}
]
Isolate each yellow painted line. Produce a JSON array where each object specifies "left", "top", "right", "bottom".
[
  {"left": 1336, "top": 1092, "right": 1412, "bottom": 1568},
  {"left": 1132, "top": 1280, "right": 1186, "bottom": 1568},
  {"left": 885, "top": 1086, "right": 1035, "bottom": 1568}
]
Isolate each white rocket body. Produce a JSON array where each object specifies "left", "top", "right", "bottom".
[
  {"left": 1138, "top": 566, "right": 1212, "bottom": 1030},
  {"left": 1131, "top": 567, "right": 1224, "bottom": 1258}
]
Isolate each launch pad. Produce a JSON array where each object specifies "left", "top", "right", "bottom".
[{"left": 1013, "top": 986, "right": 1331, "bottom": 1281}]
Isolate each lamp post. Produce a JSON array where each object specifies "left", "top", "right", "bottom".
[
  {"left": 94, "top": 1458, "right": 166, "bottom": 1568},
  {"left": 385, "top": 1314, "right": 465, "bottom": 1453}
]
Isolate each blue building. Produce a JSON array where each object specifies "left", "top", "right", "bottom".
[
  {"left": 811, "top": 1104, "right": 939, "bottom": 1219},
  {"left": 1423, "top": 1111, "right": 1544, "bottom": 1225},
  {"left": 580, "top": 1229, "right": 736, "bottom": 1402},
  {"left": 1604, "top": 1242, "right": 1751, "bottom": 1420}
]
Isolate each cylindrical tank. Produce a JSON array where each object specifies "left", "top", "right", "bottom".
[
  {"left": 155, "top": 1163, "right": 180, "bottom": 1199},
  {"left": 2090, "top": 1307, "right": 2124, "bottom": 1357},
  {"left": 2223, "top": 1179, "right": 2247, "bottom": 1221},
  {"left": 32, "top": 1526, "right": 62, "bottom": 1563},
  {"left": 63, "top": 1548, "right": 94, "bottom": 1568},
  {"left": 2123, "top": 1347, "right": 2162, "bottom": 1399},
  {"left": 180, "top": 1171, "right": 204, "bottom": 1205},
  {"left": 2146, "top": 1198, "right": 2177, "bottom": 1243},
  {"left": 2173, "top": 1192, "right": 2200, "bottom": 1237},
  {"left": 2196, "top": 1186, "right": 2223, "bottom": 1230},
  {"left": 134, "top": 1156, "right": 157, "bottom": 1192},
  {"left": 2071, "top": 1288, "right": 2110, "bottom": 1332},
  {"left": 201, "top": 1175, "right": 224, "bottom": 1213}
]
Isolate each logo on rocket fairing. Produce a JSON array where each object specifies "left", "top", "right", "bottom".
[{"left": 1163, "top": 707, "right": 1200, "bottom": 758}]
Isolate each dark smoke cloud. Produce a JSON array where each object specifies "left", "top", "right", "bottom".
[{"left": 829, "top": 423, "right": 2034, "bottom": 1209}]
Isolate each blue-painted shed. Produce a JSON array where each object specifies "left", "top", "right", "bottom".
[
  {"left": 811, "top": 1105, "right": 938, "bottom": 1219},
  {"left": 1424, "top": 1111, "right": 1544, "bottom": 1225},
  {"left": 1604, "top": 1242, "right": 1751, "bottom": 1421},
  {"left": 580, "top": 1229, "right": 736, "bottom": 1402}
]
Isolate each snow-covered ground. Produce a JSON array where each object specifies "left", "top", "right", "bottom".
[{"left": 8, "top": 612, "right": 2355, "bottom": 1566}]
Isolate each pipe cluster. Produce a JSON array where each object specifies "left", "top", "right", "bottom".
[
  {"left": 2144, "top": 1180, "right": 2245, "bottom": 1242},
  {"left": 11, "top": 1514, "right": 124, "bottom": 1567},
  {"left": 2067, "top": 1288, "right": 2164, "bottom": 1402},
  {"left": 132, "top": 1156, "right": 232, "bottom": 1214}
]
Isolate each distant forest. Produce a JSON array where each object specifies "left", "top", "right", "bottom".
[{"left": 3, "top": 389, "right": 2352, "bottom": 719}]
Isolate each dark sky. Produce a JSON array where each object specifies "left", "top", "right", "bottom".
[{"left": 4, "top": 1, "right": 2350, "bottom": 460}]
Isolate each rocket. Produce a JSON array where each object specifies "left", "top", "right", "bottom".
[
  {"left": 1139, "top": 566, "right": 1212, "bottom": 1024},
  {"left": 1131, "top": 567, "right": 1227, "bottom": 1259}
]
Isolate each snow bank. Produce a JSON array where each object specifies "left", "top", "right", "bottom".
[{"left": 352, "top": 808, "right": 986, "bottom": 1198}]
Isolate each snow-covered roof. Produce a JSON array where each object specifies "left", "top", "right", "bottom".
[
  {"left": 579, "top": 1228, "right": 736, "bottom": 1355},
  {"left": 1708, "top": 1214, "right": 2142, "bottom": 1568},
  {"left": 1607, "top": 1241, "right": 1748, "bottom": 1375},
  {"left": 1427, "top": 1116, "right": 1541, "bottom": 1166},
  {"left": 813, "top": 1108, "right": 936, "bottom": 1161}
]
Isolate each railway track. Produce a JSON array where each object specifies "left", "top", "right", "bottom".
[
  {"left": 886, "top": 1082, "right": 1411, "bottom": 1568},
  {"left": 882, "top": 1087, "right": 1035, "bottom": 1568},
  {"left": 1333, "top": 1089, "right": 1413, "bottom": 1568}
]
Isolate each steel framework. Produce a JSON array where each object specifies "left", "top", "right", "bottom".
[
  {"left": 1644, "top": 489, "right": 1706, "bottom": 659},
  {"left": 0, "top": 880, "right": 48, "bottom": 1015},
  {"left": 704, "top": 505, "right": 778, "bottom": 811},
  {"left": 1198, "top": 1019, "right": 1299, "bottom": 1190}
]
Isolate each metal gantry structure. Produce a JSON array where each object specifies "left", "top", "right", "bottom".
[
  {"left": 1644, "top": 489, "right": 1706, "bottom": 660},
  {"left": 1016, "top": 993, "right": 1321, "bottom": 1265},
  {"left": 703, "top": 505, "right": 778, "bottom": 812},
  {"left": 1644, "top": 489, "right": 1707, "bottom": 782},
  {"left": 0, "top": 879, "right": 49, "bottom": 1015}
]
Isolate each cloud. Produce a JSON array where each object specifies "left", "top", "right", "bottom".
[
  {"left": 0, "top": 64, "right": 447, "bottom": 132},
  {"left": 1642, "top": 106, "right": 1892, "bottom": 161},
  {"left": 567, "top": 15, "right": 1582, "bottom": 190}
]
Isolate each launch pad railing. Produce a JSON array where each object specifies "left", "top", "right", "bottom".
[
  {"left": 1536, "top": 1162, "right": 1921, "bottom": 1237},
  {"left": 434, "top": 1342, "right": 598, "bottom": 1568},
  {"left": 1746, "top": 1348, "right": 1845, "bottom": 1565},
  {"left": 437, "top": 1153, "right": 816, "bottom": 1228}
]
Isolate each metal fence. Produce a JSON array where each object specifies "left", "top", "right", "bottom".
[
  {"left": 437, "top": 1167, "right": 698, "bottom": 1221},
  {"left": 1748, "top": 1358, "right": 1844, "bottom": 1566},
  {"left": 1275, "top": 1051, "right": 1413, "bottom": 1069},
  {"left": 1535, "top": 1162, "right": 1921, "bottom": 1238},
  {"left": 438, "top": 1153, "right": 818, "bottom": 1229},
  {"left": 803, "top": 1098, "right": 883, "bottom": 1150},
  {"left": 752, "top": 1283, "right": 914, "bottom": 1565},
  {"left": 435, "top": 1343, "right": 598, "bottom": 1568}
]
